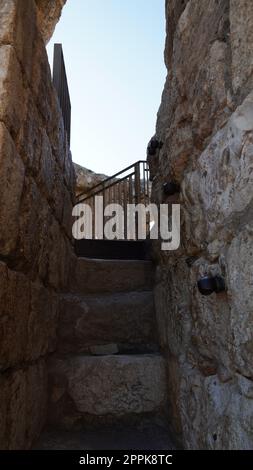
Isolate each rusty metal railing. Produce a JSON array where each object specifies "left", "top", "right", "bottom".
[
  {"left": 53, "top": 44, "right": 71, "bottom": 146},
  {"left": 77, "top": 160, "right": 151, "bottom": 240}
]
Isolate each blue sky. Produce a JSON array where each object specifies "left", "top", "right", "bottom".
[{"left": 47, "top": 0, "right": 166, "bottom": 175}]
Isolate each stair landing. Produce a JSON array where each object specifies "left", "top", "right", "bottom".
[{"left": 75, "top": 239, "right": 151, "bottom": 260}]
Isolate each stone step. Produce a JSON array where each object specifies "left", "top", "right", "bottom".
[
  {"left": 48, "top": 354, "right": 167, "bottom": 428},
  {"left": 75, "top": 239, "right": 151, "bottom": 260},
  {"left": 70, "top": 258, "right": 154, "bottom": 294},
  {"left": 57, "top": 291, "right": 158, "bottom": 354},
  {"left": 34, "top": 423, "right": 176, "bottom": 450}
]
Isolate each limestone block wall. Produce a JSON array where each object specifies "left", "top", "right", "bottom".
[
  {"left": 35, "top": 0, "right": 67, "bottom": 44},
  {"left": 152, "top": 0, "right": 253, "bottom": 449},
  {"left": 0, "top": 0, "right": 75, "bottom": 449},
  {"left": 74, "top": 163, "right": 108, "bottom": 198}
]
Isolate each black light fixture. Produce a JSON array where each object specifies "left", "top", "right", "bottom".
[
  {"left": 163, "top": 181, "right": 180, "bottom": 196},
  {"left": 197, "top": 275, "right": 226, "bottom": 296},
  {"left": 147, "top": 137, "right": 163, "bottom": 157}
]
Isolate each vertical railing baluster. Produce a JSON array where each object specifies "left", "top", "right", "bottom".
[
  {"left": 124, "top": 179, "right": 128, "bottom": 240},
  {"left": 76, "top": 161, "right": 151, "bottom": 242},
  {"left": 144, "top": 162, "right": 149, "bottom": 238},
  {"left": 134, "top": 163, "right": 141, "bottom": 240}
]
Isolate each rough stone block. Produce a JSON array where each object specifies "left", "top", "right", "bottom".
[
  {"left": 0, "top": 0, "right": 37, "bottom": 82},
  {"left": 57, "top": 291, "right": 157, "bottom": 354},
  {"left": 24, "top": 360, "right": 48, "bottom": 449},
  {"left": 16, "top": 93, "right": 42, "bottom": 175},
  {"left": 0, "top": 360, "right": 47, "bottom": 450},
  {"left": 182, "top": 90, "right": 253, "bottom": 247},
  {"left": 35, "top": 0, "right": 67, "bottom": 44},
  {"left": 0, "top": 123, "right": 25, "bottom": 256},
  {"left": 17, "top": 178, "right": 47, "bottom": 277},
  {"left": 0, "top": 45, "right": 26, "bottom": 137},
  {"left": 49, "top": 354, "right": 167, "bottom": 424},
  {"left": 72, "top": 258, "right": 154, "bottom": 294},
  {"left": 0, "top": 263, "right": 30, "bottom": 371},
  {"left": 227, "top": 226, "right": 253, "bottom": 378},
  {"left": 230, "top": 0, "right": 253, "bottom": 94},
  {"left": 26, "top": 283, "right": 58, "bottom": 361},
  {"left": 0, "top": 0, "right": 16, "bottom": 44}
]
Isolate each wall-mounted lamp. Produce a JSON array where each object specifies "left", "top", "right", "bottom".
[
  {"left": 163, "top": 182, "right": 180, "bottom": 196},
  {"left": 197, "top": 275, "right": 226, "bottom": 296},
  {"left": 147, "top": 138, "right": 163, "bottom": 157}
]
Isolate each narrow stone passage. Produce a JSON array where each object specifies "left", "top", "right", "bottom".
[{"left": 35, "top": 257, "right": 175, "bottom": 450}]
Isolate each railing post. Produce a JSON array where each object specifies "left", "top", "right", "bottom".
[
  {"left": 135, "top": 162, "right": 141, "bottom": 239},
  {"left": 53, "top": 44, "right": 71, "bottom": 146},
  {"left": 76, "top": 161, "right": 150, "bottom": 241}
]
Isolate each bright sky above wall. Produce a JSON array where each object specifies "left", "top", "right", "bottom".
[{"left": 47, "top": 0, "right": 166, "bottom": 175}]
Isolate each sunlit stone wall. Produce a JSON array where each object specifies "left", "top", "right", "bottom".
[
  {"left": 151, "top": 0, "right": 253, "bottom": 450},
  {"left": 0, "top": 0, "right": 74, "bottom": 449}
]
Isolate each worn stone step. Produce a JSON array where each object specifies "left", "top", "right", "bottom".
[
  {"left": 70, "top": 258, "right": 154, "bottom": 294},
  {"left": 48, "top": 354, "right": 167, "bottom": 428},
  {"left": 34, "top": 423, "right": 176, "bottom": 450},
  {"left": 57, "top": 291, "right": 158, "bottom": 354}
]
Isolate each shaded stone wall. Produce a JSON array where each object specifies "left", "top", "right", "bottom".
[
  {"left": 152, "top": 0, "right": 253, "bottom": 449},
  {"left": 0, "top": 0, "right": 75, "bottom": 449}
]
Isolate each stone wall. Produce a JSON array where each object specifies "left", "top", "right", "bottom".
[
  {"left": 74, "top": 163, "right": 108, "bottom": 198},
  {"left": 0, "top": 0, "right": 75, "bottom": 449},
  {"left": 152, "top": 0, "right": 253, "bottom": 449},
  {"left": 35, "top": 0, "right": 67, "bottom": 44}
]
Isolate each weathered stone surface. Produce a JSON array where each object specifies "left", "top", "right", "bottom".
[
  {"left": 49, "top": 355, "right": 166, "bottom": 424},
  {"left": 156, "top": 0, "right": 232, "bottom": 185},
  {"left": 182, "top": 91, "right": 253, "bottom": 249},
  {"left": 178, "top": 368, "right": 253, "bottom": 450},
  {"left": 74, "top": 163, "right": 108, "bottom": 198},
  {"left": 71, "top": 258, "right": 154, "bottom": 294},
  {"left": 17, "top": 177, "right": 57, "bottom": 281},
  {"left": 57, "top": 291, "right": 157, "bottom": 354},
  {"left": 0, "top": 0, "right": 37, "bottom": 83},
  {"left": 0, "top": 45, "right": 26, "bottom": 137},
  {"left": 26, "top": 282, "right": 59, "bottom": 361},
  {"left": 35, "top": 0, "right": 67, "bottom": 44},
  {"left": 0, "top": 0, "right": 75, "bottom": 450},
  {"left": 227, "top": 227, "right": 253, "bottom": 378},
  {"left": 230, "top": 0, "right": 253, "bottom": 96},
  {"left": 34, "top": 422, "right": 175, "bottom": 450},
  {"left": 0, "top": 263, "right": 30, "bottom": 371},
  {"left": 0, "top": 0, "right": 16, "bottom": 44},
  {"left": 0, "top": 123, "right": 25, "bottom": 256},
  {"left": 0, "top": 262, "right": 59, "bottom": 370},
  {"left": 153, "top": 0, "right": 253, "bottom": 450},
  {"left": 0, "top": 360, "right": 47, "bottom": 450}
]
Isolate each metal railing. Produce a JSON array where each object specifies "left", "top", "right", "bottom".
[
  {"left": 53, "top": 44, "right": 71, "bottom": 145},
  {"left": 77, "top": 160, "right": 151, "bottom": 240}
]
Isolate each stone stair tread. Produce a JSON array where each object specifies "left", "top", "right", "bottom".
[
  {"left": 61, "top": 289, "right": 154, "bottom": 301},
  {"left": 71, "top": 258, "right": 154, "bottom": 294},
  {"left": 57, "top": 291, "right": 158, "bottom": 354},
  {"left": 48, "top": 354, "right": 167, "bottom": 423},
  {"left": 34, "top": 423, "right": 176, "bottom": 450}
]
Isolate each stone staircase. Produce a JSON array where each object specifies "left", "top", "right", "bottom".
[
  {"left": 36, "top": 257, "right": 174, "bottom": 449},
  {"left": 49, "top": 257, "right": 167, "bottom": 425}
]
